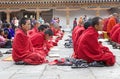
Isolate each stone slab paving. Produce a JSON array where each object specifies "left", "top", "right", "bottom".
[{"left": 0, "top": 32, "right": 120, "bottom": 79}]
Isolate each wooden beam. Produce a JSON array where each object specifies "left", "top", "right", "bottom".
[
  {"left": 55, "top": 7, "right": 80, "bottom": 11},
  {"left": 85, "top": 8, "right": 110, "bottom": 10},
  {"left": 6, "top": 9, "right": 10, "bottom": 23}
]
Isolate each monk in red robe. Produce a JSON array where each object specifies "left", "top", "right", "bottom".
[
  {"left": 72, "top": 17, "right": 84, "bottom": 43},
  {"left": 30, "top": 28, "right": 53, "bottom": 56},
  {"left": 110, "top": 23, "right": 120, "bottom": 38},
  {"left": 49, "top": 23, "right": 60, "bottom": 46},
  {"left": 72, "top": 17, "right": 84, "bottom": 57},
  {"left": 12, "top": 18, "right": 45, "bottom": 65},
  {"left": 107, "top": 13, "right": 118, "bottom": 34},
  {"left": 103, "top": 18, "right": 109, "bottom": 31},
  {"left": 27, "top": 21, "right": 40, "bottom": 36},
  {"left": 50, "top": 23, "right": 56, "bottom": 35},
  {"left": 110, "top": 23, "right": 120, "bottom": 43},
  {"left": 54, "top": 26, "right": 64, "bottom": 42},
  {"left": 72, "top": 17, "right": 83, "bottom": 35},
  {"left": 75, "top": 17, "right": 115, "bottom": 66}
]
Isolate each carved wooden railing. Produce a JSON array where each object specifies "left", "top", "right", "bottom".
[
  {"left": 0, "top": 0, "right": 119, "bottom": 9},
  {"left": 0, "top": 0, "right": 119, "bottom": 4}
]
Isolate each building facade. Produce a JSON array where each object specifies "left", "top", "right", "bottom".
[{"left": 0, "top": 0, "right": 119, "bottom": 28}]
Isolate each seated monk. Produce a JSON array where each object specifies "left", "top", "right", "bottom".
[
  {"left": 12, "top": 17, "right": 45, "bottom": 65},
  {"left": 54, "top": 26, "right": 64, "bottom": 42},
  {"left": 72, "top": 16, "right": 84, "bottom": 45},
  {"left": 110, "top": 23, "right": 120, "bottom": 38},
  {"left": 72, "top": 21, "right": 92, "bottom": 58},
  {"left": 49, "top": 23, "right": 60, "bottom": 46},
  {"left": 27, "top": 21, "right": 40, "bottom": 36},
  {"left": 110, "top": 23, "right": 120, "bottom": 43},
  {"left": 72, "top": 17, "right": 84, "bottom": 57},
  {"left": 30, "top": 26, "right": 53, "bottom": 56},
  {"left": 107, "top": 13, "right": 118, "bottom": 33},
  {"left": 75, "top": 17, "right": 115, "bottom": 66}
]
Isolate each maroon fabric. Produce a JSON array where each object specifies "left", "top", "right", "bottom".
[
  {"left": 110, "top": 23, "right": 120, "bottom": 38},
  {"left": 50, "top": 27, "right": 56, "bottom": 36},
  {"left": 72, "top": 26, "right": 79, "bottom": 57},
  {"left": 49, "top": 27, "right": 64, "bottom": 46},
  {"left": 72, "top": 26, "right": 85, "bottom": 58},
  {"left": 27, "top": 27, "right": 38, "bottom": 37},
  {"left": 103, "top": 18, "right": 109, "bottom": 31},
  {"left": 30, "top": 32, "right": 44, "bottom": 48},
  {"left": 12, "top": 28, "right": 45, "bottom": 65},
  {"left": 118, "top": 32, "right": 120, "bottom": 44},
  {"left": 111, "top": 25, "right": 120, "bottom": 43},
  {"left": 55, "top": 30, "right": 64, "bottom": 41},
  {"left": 30, "top": 32, "right": 50, "bottom": 56},
  {"left": 75, "top": 27, "right": 115, "bottom": 66},
  {"left": 72, "top": 25, "right": 79, "bottom": 44}
]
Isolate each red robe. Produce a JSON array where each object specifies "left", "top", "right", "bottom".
[
  {"left": 50, "top": 27, "right": 56, "bottom": 36},
  {"left": 30, "top": 32, "right": 49, "bottom": 56},
  {"left": 103, "top": 18, "right": 109, "bottom": 31},
  {"left": 75, "top": 27, "right": 115, "bottom": 66},
  {"left": 72, "top": 25, "right": 79, "bottom": 35},
  {"left": 30, "top": 32, "right": 44, "bottom": 48},
  {"left": 72, "top": 26, "right": 79, "bottom": 57},
  {"left": 118, "top": 32, "right": 120, "bottom": 44},
  {"left": 111, "top": 26, "right": 120, "bottom": 43},
  {"left": 55, "top": 29, "right": 64, "bottom": 42},
  {"left": 72, "top": 26, "right": 85, "bottom": 58},
  {"left": 49, "top": 27, "right": 60, "bottom": 46},
  {"left": 110, "top": 23, "right": 120, "bottom": 38},
  {"left": 107, "top": 17, "right": 117, "bottom": 33},
  {"left": 72, "top": 25, "right": 79, "bottom": 45},
  {"left": 12, "top": 28, "right": 45, "bottom": 65},
  {"left": 27, "top": 27, "right": 38, "bottom": 37}
]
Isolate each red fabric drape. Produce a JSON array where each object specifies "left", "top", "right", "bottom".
[{"left": 72, "top": 26, "right": 85, "bottom": 57}]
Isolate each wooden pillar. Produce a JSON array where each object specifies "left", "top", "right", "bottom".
[
  {"left": 6, "top": 10, "right": 10, "bottom": 23},
  {"left": 36, "top": 9, "right": 40, "bottom": 20},
  {"left": 96, "top": 10, "right": 100, "bottom": 16},
  {"left": 66, "top": 10, "right": 70, "bottom": 28},
  {"left": 53, "top": 8, "right": 55, "bottom": 19}
]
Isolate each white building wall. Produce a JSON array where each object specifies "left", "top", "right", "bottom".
[{"left": 54, "top": 9, "right": 109, "bottom": 30}]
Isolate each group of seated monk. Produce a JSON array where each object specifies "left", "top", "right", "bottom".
[
  {"left": 0, "top": 16, "right": 116, "bottom": 67},
  {"left": 12, "top": 17, "right": 64, "bottom": 65},
  {"left": 12, "top": 16, "right": 116, "bottom": 66},
  {"left": 102, "top": 13, "right": 119, "bottom": 49},
  {"left": 72, "top": 17, "right": 115, "bottom": 66}
]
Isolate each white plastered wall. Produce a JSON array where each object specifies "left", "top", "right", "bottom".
[{"left": 54, "top": 9, "right": 109, "bottom": 30}]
